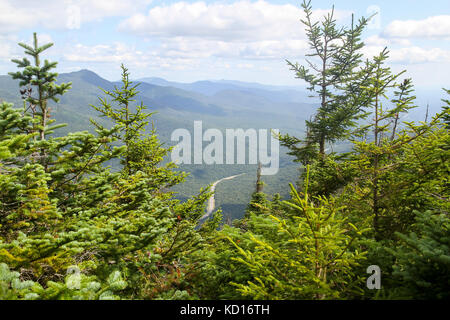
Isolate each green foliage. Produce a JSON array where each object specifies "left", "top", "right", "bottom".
[
  {"left": 226, "top": 168, "right": 368, "bottom": 299},
  {"left": 441, "top": 88, "right": 450, "bottom": 126},
  {"left": 389, "top": 211, "right": 450, "bottom": 299},
  {"left": 281, "top": 0, "right": 371, "bottom": 161},
  {"left": 0, "top": 263, "right": 127, "bottom": 300},
  {"left": 304, "top": 154, "right": 354, "bottom": 197},
  {"left": 1, "top": 7, "right": 449, "bottom": 300},
  {"left": 245, "top": 192, "right": 270, "bottom": 217},
  {"left": 0, "top": 34, "right": 209, "bottom": 300},
  {"left": 343, "top": 110, "right": 447, "bottom": 240},
  {"left": 8, "top": 32, "right": 71, "bottom": 145}
]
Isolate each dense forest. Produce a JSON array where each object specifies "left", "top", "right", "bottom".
[{"left": 0, "top": 1, "right": 448, "bottom": 300}]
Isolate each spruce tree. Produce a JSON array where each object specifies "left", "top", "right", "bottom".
[
  {"left": 0, "top": 34, "right": 210, "bottom": 300},
  {"left": 245, "top": 162, "right": 270, "bottom": 217},
  {"left": 390, "top": 210, "right": 450, "bottom": 299},
  {"left": 338, "top": 50, "right": 449, "bottom": 242},
  {"left": 228, "top": 167, "right": 367, "bottom": 299},
  {"left": 442, "top": 88, "right": 450, "bottom": 126},
  {"left": 90, "top": 64, "right": 185, "bottom": 189},
  {"left": 8, "top": 33, "right": 71, "bottom": 166},
  {"left": 280, "top": 0, "right": 371, "bottom": 163}
]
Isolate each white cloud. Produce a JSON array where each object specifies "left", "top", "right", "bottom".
[
  {"left": 364, "top": 35, "right": 390, "bottom": 47},
  {"left": 61, "top": 35, "right": 310, "bottom": 70},
  {"left": 64, "top": 42, "right": 145, "bottom": 64},
  {"left": 158, "top": 37, "right": 308, "bottom": 60},
  {"left": 0, "top": 42, "right": 13, "bottom": 61},
  {"left": 119, "top": 1, "right": 351, "bottom": 41},
  {"left": 389, "top": 47, "right": 450, "bottom": 64},
  {"left": 237, "top": 63, "right": 254, "bottom": 69},
  {"left": 0, "top": 0, "right": 152, "bottom": 33},
  {"left": 63, "top": 42, "right": 199, "bottom": 71},
  {"left": 0, "top": 34, "right": 18, "bottom": 61},
  {"left": 383, "top": 15, "right": 450, "bottom": 39},
  {"left": 363, "top": 45, "right": 450, "bottom": 64},
  {"left": 115, "top": 1, "right": 352, "bottom": 64},
  {"left": 0, "top": 0, "right": 354, "bottom": 76}
]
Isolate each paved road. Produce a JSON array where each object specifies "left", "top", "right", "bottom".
[{"left": 201, "top": 173, "right": 246, "bottom": 220}]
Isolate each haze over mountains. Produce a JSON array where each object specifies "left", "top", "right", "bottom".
[
  {"left": 0, "top": 69, "right": 315, "bottom": 219},
  {"left": 138, "top": 76, "right": 309, "bottom": 99},
  {"left": 1, "top": 69, "right": 315, "bottom": 137},
  {"left": 0, "top": 69, "right": 445, "bottom": 220},
  {"left": 1, "top": 69, "right": 441, "bottom": 138}
]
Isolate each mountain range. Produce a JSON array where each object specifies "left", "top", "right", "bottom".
[
  {"left": 0, "top": 69, "right": 316, "bottom": 220},
  {"left": 0, "top": 69, "right": 446, "bottom": 220}
]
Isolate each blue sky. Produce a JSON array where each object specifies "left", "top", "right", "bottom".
[{"left": 1, "top": 0, "right": 449, "bottom": 89}]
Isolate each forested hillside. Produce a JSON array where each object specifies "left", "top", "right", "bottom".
[
  {"left": 0, "top": 67, "right": 314, "bottom": 220},
  {"left": 0, "top": 0, "right": 448, "bottom": 301}
]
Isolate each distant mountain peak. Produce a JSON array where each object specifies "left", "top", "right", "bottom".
[
  {"left": 66, "top": 69, "right": 96, "bottom": 75},
  {"left": 137, "top": 77, "right": 171, "bottom": 86},
  {"left": 61, "top": 69, "right": 113, "bottom": 88}
]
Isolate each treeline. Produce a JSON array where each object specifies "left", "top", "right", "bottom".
[{"left": 0, "top": 1, "right": 449, "bottom": 300}]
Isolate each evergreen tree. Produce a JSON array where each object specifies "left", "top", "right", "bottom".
[
  {"left": 390, "top": 210, "right": 450, "bottom": 299},
  {"left": 8, "top": 32, "right": 71, "bottom": 165},
  {"left": 442, "top": 88, "right": 450, "bottom": 126},
  {"left": 245, "top": 162, "right": 270, "bottom": 217},
  {"left": 0, "top": 263, "right": 127, "bottom": 300},
  {"left": 228, "top": 167, "right": 368, "bottom": 299},
  {"left": 280, "top": 0, "right": 371, "bottom": 163},
  {"left": 1, "top": 19, "right": 448, "bottom": 300},
  {"left": 343, "top": 48, "right": 443, "bottom": 240},
  {"left": 90, "top": 64, "right": 185, "bottom": 191},
  {"left": 0, "top": 34, "right": 210, "bottom": 300}
]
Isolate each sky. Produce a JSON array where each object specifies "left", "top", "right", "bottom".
[{"left": 1, "top": 0, "right": 449, "bottom": 89}]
